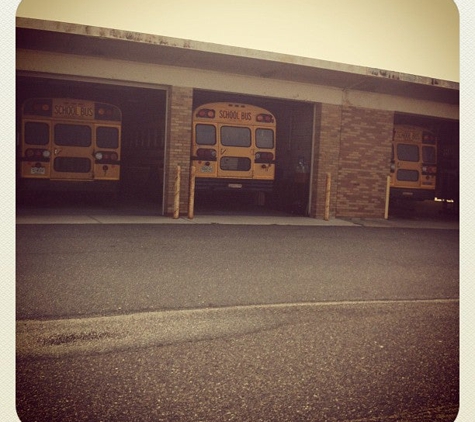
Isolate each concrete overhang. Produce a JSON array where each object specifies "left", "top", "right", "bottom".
[{"left": 16, "top": 17, "right": 459, "bottom": 106}]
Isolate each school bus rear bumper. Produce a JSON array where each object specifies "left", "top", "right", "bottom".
[
  {"left": 390, "top": 187, "right": 436, "bottom": 201},
  {"left": 18, "top": 178, "right": 120, "bottom": 193},
  {"left": 194, "top": 177, "right": 274, "bottom": 192}
]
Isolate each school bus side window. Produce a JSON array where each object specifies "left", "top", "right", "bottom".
[
  {"left": 397, "top": 144, "right": 419, "bottom": 162},
  {"left": 97, "top": 127, "right": 119, "bottom": 148},
  {"left": 256, "top": 128, "right": 274, "bottom": 149},
  {"left": 54, "top": 124, "right": 92, "bottom": 147},
  {"left": 196, "top": 124, "right": 216, "bottom": 145},
  {"left": 221, "top": 126, "right": 251, "bottom": 147},
  {"left": 25, "top": 122, "right": 49, "bottom": 145}
]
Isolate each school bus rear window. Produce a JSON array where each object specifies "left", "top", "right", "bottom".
[
  {"left": 54, "top": 124, "right": 92, "bottom": 147},
  {"left": 221, "top": 126, "right": 251, "bottom": 147},
  {"left": 196, "top": 124, "right": 216, "bottom": 145},
  {"left": 397, "top": 169, "right": 419, "bottom": 182},
  {"left": 97, "top": 127, "right": 119, "bottom": 149},
  {"left": 397, "top": 144, "right": 419, "bottom": 162},
  {"left": 54, "top": 157, "right": 91, "bottom": 173},
  {"left": 256, "top": 129, "right": 274, "bottom": 148},
  {"left": 25, "top": 122, "right": 49, "bottom": 145},
  {"left": 220, "top": 156, "right": 251, "bottom": 171}
]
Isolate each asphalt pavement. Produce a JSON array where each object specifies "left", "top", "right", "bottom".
[
  {"left": 16, "top": 224, "right": 459, "bottom": 319},
  {"left": 13, "top": 201, "right": 463, "bottom": 422},
  {"left": 17, "top": 300, "right": 458, "bottom": 422}
]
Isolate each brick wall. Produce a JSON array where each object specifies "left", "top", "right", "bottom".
[
  {"left": 335, "top": 106, "right": 394, "bottom": 218},
  {"left": 310, "top": 103, "right": 342, "bottom": 218},
  {"left": 164, "top": 86, "right": 193, "bottom": 215}
]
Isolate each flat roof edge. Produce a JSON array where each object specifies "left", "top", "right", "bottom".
[{"left": 16, "top": 17, "right": 459, "bottom": 91}]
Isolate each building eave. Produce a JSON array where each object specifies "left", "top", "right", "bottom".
[{"left": 16, "top": 17, "right": 459, "bottom": 105}]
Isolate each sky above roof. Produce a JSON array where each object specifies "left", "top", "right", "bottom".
[{"left": 15, "top": 0, "right": 460, "bottom": 82}]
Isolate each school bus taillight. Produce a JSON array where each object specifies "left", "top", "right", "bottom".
[
  {"left": 255, "top": 152, "right": 274, "bottom": 163},
  {"left": 256, "top": 113, "right": 274, "bottom": 123},
  {"left": 95, "top": 151, "right": 119, "bottom": 164},
  {"left": 196, "top": 148, "right": 217, "bottom": 160},
  {"left": 23, "top": 99, "right": 53, "bottom": 117},
  {"left": 422, "top": 165, "right": 437, "bottom": 175},
  {"left": 25, "top": 148, "right": 50, "bottom": 161},
  {"left": 196, "top": 109, "right": 215, "bottom": 118},
  {"left": 34, "top": 102, "right": 51, "bottom": 113}
]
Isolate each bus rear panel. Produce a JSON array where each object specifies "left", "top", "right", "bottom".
[
  {"left": 390, "top": 125, "right": 437, "bottom": 201},
  {"left": 19, "top": 98, "right": 122, "bottom": 193},
  {"left": 191, "top": 102, "right": 276, "bottom": 192}
]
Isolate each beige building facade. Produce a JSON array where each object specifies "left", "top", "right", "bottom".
[{"left": 16, "top": 17, "right": 459, "bottom": 218}]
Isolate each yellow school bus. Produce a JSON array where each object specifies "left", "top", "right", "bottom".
[
  {"left": 390, "top": 125, "right": 437, "bottom": 200},
  {"left": 191, "top": 102, "right": 276, "bottom": 192},
  {"left": 19, "top": 98, "right": 122, "bottom": 192}
]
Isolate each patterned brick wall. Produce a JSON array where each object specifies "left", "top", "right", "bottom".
[
  {"left": 335, "top": 106, "right": 394, "bottom": 218},
  {"left": 310, "top": 103, "right": 342, "bottom": 218},
  {"left": 164, "top": 86, "right": 193, "bottom": 215}
]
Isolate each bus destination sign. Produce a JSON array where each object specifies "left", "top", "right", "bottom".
[
  {"left": 219, "top": 110, "right": 252, "bottom": 121},
  {"left": 52, "top": 99, "right": 95, "bottom": 119}
]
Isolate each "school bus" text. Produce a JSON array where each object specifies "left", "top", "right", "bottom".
[{"left": 219, "top": 110, "right": 252, "bottom": 121}]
